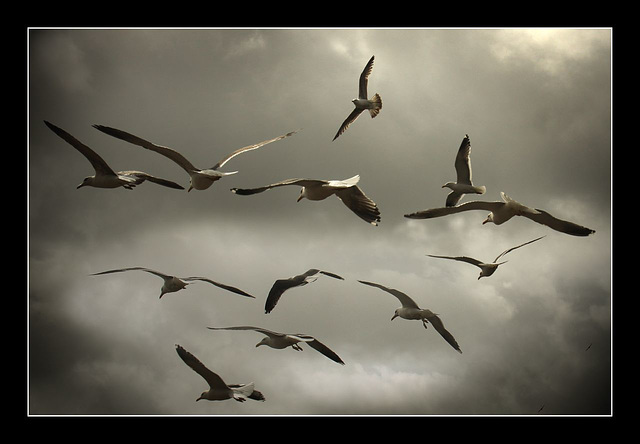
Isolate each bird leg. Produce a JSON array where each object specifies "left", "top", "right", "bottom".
[
  {"left": 422, "top": 319, "right": 429, "bottom": 329},
  {"left": 292, "top": 344, "right": 303, "bottom": 351}
]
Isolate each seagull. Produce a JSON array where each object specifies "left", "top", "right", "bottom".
[
  {"left": 44, "top": 121, "right": 184, "bottom": 190},
  {"left": 442, "top": 134, "right": 486, "bottom": 207},
  {"left": 333, "top": 55, "right": 382, "bottom": 141},
  {"left": 427, "top": 236, "right": 546, "bottom": 279},
  {"left": 357, "top": 280, "right": 462, "bottom": 353},
  {"left": 231, "top": 175, "right": 381, "bottom": 225},
  {"left": 92, "top": 124, "right": 298, "bottom": 191},
  {"left": 175, "top": 344, "right": 265, "bottom": 402},
  {"left": 265, "top": 268, "right": 345, "bottom": 314},
  {"left": 405, "top": 192, "right": 595, "bottom": 236},
  {"left": 207, "top": 326, "right": 345, "bottom": 365},
  {"left": 90, "top": 267, "right": 254, "bottom": 299}
]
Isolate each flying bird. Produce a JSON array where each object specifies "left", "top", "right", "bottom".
[
  {"left": 264, "top": 268, "right": 345, "bottom": 314},
  {"left": 92, "top": 124, "right": 298, "bottom": 191},
  {"left": 175, "top": 344, "right": 265, "bottom": 402},
  {"left": 427, "top": 236, "right": 545, "bottom": 279},
  {"left": 231, "top": 175, "right": 381, "bottom": 225},
  {"left": 405, "top": 192, "right": 595, "bottom": 236},
  {"left": 333, "top": 55, "right": 382, "bottom": 141},
  {"left": 207, "top": 326, "right": 345, "bottom": 365},
  {"left": 358, "top": 280, "right": 462, "bottom": 353},
  {"left": 442, "top": 134, "right": 486, "bottom": 207},
  {"left": 43, "top": 121, "right": 184, "bottom": 190},
  {"left": 90, "top": 267, "right": 254, "bottom": 299}
]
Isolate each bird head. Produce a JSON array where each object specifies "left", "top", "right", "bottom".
[
  {"left": 297, "top": 187, "right": 306, "bottom": 202},
  {"left": 391, "top": 310, "right": 399, "bottom": 321},
  {"left": 77, "top": 177, "right": 92, "bottom": 189},
  {"left": 442, "top": 182, "right": 455, "bottom": 190},
  {"left": 255, "top": 338, "right": 269, "bottom": 348},
  {"left": 196, "top": 391, "right": 208, "bottom": 401}
]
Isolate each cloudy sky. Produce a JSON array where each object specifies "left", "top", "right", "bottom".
[{"left": 27, "top": 28, "right": 611, "bottom": 416}]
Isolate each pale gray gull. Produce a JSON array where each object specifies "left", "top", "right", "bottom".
[
  {"left": 231, "top": 175, "right": 381, "bottom": 225},
  {"left": 442, "top": 134, "right": 486, "bottom": 207},
  {"left": 207, "top": 326, "right": 345, "bottom": 365},
  {"left": 333, "top": 55, "right": 382, "bottom": 141},
  {"left": 265, "top": 268, "right": 345, "bottom": 314},
  {"left": 92, "top": 124, "right": 298, "bottom": 191},
  {"left": 358, "top": 280, "right": 462, "bottom": 353},
  {"left": 90, "top": 267, "right": 254, "bottom": 299},
  {"left": 405, "top": 192, "right": 595, "bottom": 236},
  {"left": 44, "top": 121, "right": 184, "bottom": 190},
  {"left": 175, "top": 344, "right": 265, "bottom": 402},
  {"left": 428, "top": 235, "right": 545, "bottom": 279}
]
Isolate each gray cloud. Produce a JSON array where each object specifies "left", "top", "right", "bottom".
[{"left": 28, "top": 28, "right": 611, "bottom": 416}]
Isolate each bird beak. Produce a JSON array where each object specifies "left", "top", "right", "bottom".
[
  {"left": 482, "top": 218, "right": 489, "bottom": 225},
  {"left": 296, "top": 195, "right": 303, "bottom": 202},
  {"left": 196, "top": 397, "right": 203, "bottom": 402},
  {"left": 391, "top": 314, "right": 398, "bottom": 321},
  {"left": 187, "top": 185, "right": 193, "bottom": 192},
  {"left": 76, "top": 183, "right": 85, "bottom": 189}
]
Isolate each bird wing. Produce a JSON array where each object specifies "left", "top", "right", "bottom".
[
  {"left": 211, "top": 129, "right": 298, "bottom": 170},
  {"left": 521, "top": 209, "right": 596, "bottom": 237},
  {"left": 175, "top": 344, "right": 229, "bottom": 390},
  {"left": 332, "top": 108, "right": 365, "bottom": 141},
  {"left": 358, "top": 55, "right": 375, "bottom": 99},
  {"left": 264, "top": 276, "right": 304, "bottom": 314},
  {"left": 183, "top": 277, "right": 255, "bottom": 298},
  {"left": 44, "top": 121, "right": 117, "bottom": 176},
  {"left": 207, "top": 325, "right": 285, "bottom": 339},
  {"left": 426, "top": 314, "right": 462, "bottom": 353},
  {"left": 300, "top": 336, "right": 345, "bottom": 365},
  {"left": 92, "top": 124, "right": 198, "bottom": 173},
  {"left": 427, "top": 255, "right": 484, "bottom": 268},
  {"left": 318, "top": 270, "right": 345, "bottom": 280},
  {"left": 231, "top": 178, "right": 327, "bottom": 196},
  {"left": 90, "top": 267, "right": 172, "bottom": 280},
  {"left": 445, "top": 190, "right": 465, "bottom": 207},
  {"left": 493, "top": 236, "right": 546, "bottom": 262},
  {"left": 117, "top": 170, "right": 185, "bottom": 190},
  {"left": 334, "top": 185, "right": 381, "bottom": 225},
  {"left": 453, "top": 134, "right": 473, "bottom": 185},
  {"left": 357, "top": 280, "right": 420, "bottom": 309},
  {"left": 404, "top": 200, "right": 504, "bottom": 219}
]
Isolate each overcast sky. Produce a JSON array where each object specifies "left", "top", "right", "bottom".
[{"left": 27, "top": 28, "right": 611, "bottom": 416}]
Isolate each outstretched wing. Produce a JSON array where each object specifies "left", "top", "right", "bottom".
[
  {"left": 118, "top": 170, "right": 184, "bottom": 190},
  {"left": 454, "top": 134, "right": 473, "bottom": 185},
  {"left": 357, "top": 280, "right": 420, "bottom": 309},
  {"left": 426, "top": 314, "right": 462, "bottom": 354},
  {"left": 90, "top": 267, "right": 172, "bottom": 280},
  {"left": 358, "top": 55, "right": 375, "bottom": 99},
  {"left": 427, "top": 255, "right": 484, "bottom": 268},
  {"left": 405, "top": 200, "right": 504, "bottom": 220},
  {"left": 212, "top": 129, "right": 298, "bottom": 170},
  {"left": 45, "top": 121, "right": 117, "bottom": 176},
  {"left": 335, "top": 185, "right": 381, "bottom": 225},
  {"left": 493, "top": 236, "right": 546, "bottom": 262},
  {"left": 231, "top": 178, "right": 327, "bottom": 196},
  {"left": 521, "top": 209, "right": 595, "bottom": 237},
  {"left": 175, "top": 344, "right": 229, "bottom": 390},
  {"left": 300, "top": 336, "right": 346, "bottom": 365},
  {"left": 93, "top": 124, "right": 198, "bottom": 173},
  {"left": 332, "top": 108, "right": 365, "bottom": 141},
  {"left": 184, "top": 277, "right": 255, "bottom": 298},
  {"left": 207, "top": 325, "right": 285, "bottom": 339}
]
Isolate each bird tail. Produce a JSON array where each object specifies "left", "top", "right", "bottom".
[
  {"left": 231, "top": 382, "right": 256, "bottom": 401},
  {"left": 369, "top": 93, "right": 382, "bottom": 117}
]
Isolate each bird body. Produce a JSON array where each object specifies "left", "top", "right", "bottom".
[
  {"left": 405, "top": 192, "right": 595, "bottom": 236},
  {"left": 92, "top": 124, "right": 297, "bottom": 191},
  {"left": 358, "top": 280, "right": 462, "bottom": 353},
  {"left": 232, "top": 175, "right": 381, "bottom": 225},
  {"left": 333, "top": 56, "right": 382, "bottom": 141},
  {"left": 90, "top": 267, "right": 254, "bottom": 299},
  {"left": 175, "top": 344, "right": 264, "bottom": 402},
  {"left": 44, "top": 121, "right": 184, "bottom": 191}
]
